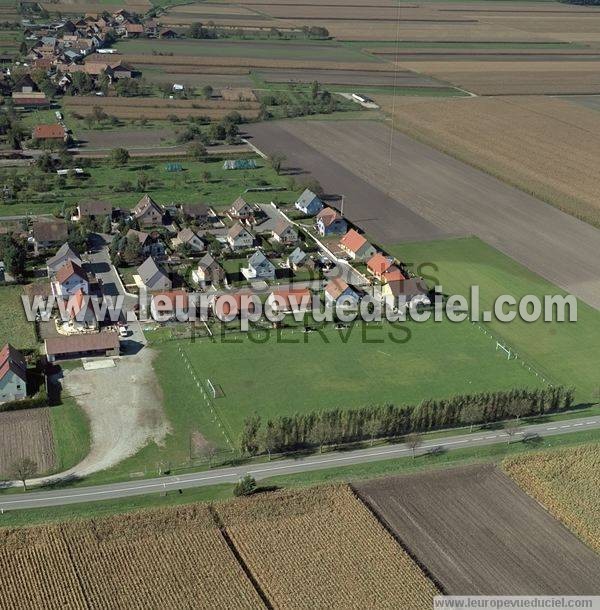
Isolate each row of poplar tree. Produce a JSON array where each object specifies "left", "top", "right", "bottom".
[{"left": 239, "top": 386, "right": 575, "bottom": 456}]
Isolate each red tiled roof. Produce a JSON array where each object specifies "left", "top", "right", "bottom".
[
  {"left": 340, "top": 229, "right": 367, "bottom": 254},
  {"left": 213, "top": 291, "right": 257, "bottom": 318},
  {"left": 55, "top": 260, "right": 88, "bottom": 284},
  {"left": 316, "top": 207, "right": 342, "bottom": 227},
  {"left": 33, "top": 124, "right": 65, "bottom": 140},
  {"left": 269, "top": 287, "right": 311, "bottom": 310},
  {"left": 125, "top": 23, "right": 144, "bottom": 33},
  {"left": 325, "top": 277, "right": 350, "bottom": 300},
  {"left": 151, "top": 290, "right": 189, "bottom": 312},
  {"left": 367, "top": 253, "right": 393, "bottom": 276},
  {"left": 382, "top": 266, "right": 405, "bottom": 283},
  {"left": 0, "top": 343, "right": 26, "bottom": 382}
]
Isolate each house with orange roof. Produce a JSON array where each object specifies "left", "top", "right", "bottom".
[
  {"left": 63, "top": 289, "right": 98, "bottom": 332},
  {"left": 366, "top": 253, "right": 395, "bottom": 280},
  {"left": 316, "top": 207, "right": 347, "bottom": 236},
  {"left": 52, "top": 260, "right": 89, "bottom": 297},
  {"left": 324, "top": 277, "right": 361, "bottom": 308},
  {"left": 267, "top": 287, "right": 312, "bottom": 314},
  {"left": 339, "top": 229, "right": 377, "bottom": 261},
  {"left": 150, "top": 290, "right": 191, "bottom": 321}
]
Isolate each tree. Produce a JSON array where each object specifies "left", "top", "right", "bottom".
[
  {"left": 200, "top": 441, "right": 218, "bottom": 468},
  {"left": 122, "top": 233, "right": 142, "bottom": 263},
  {"left": 259, "top": 421, "right": 279, "bottom": 460},
  {"left": 10, "top": 457, "right": 37, "bottom": 491},
  {"left": 239, "top": 414, "right": 261, "bottom": 455},
  {"left": 504, "top": 420, "right": 520, "bottom": 444},
  {"left": 508, "top": 398, "right": 530, "bottom": 423},
  {"left": 4, "top": 241, "right": 26, "bottom": 277},
  {"left": 312, "top": 417, "right": 332, "bottom": 453},
  {"left": 311, "top": 80, "right": 320, "bottom": 100},
  {"left": 101, "top": 215, "right": 112, "bottom": 234},
  {"left": 201, "top": 170, "right": 212, "bottom": 183},
  {"left": 366, "top": 416, "right": 380, "bottom": 446},
  {"left": 201, "top": 85, "right": 213, "bottom": 99},
  {"left": 188, "top": 141, "right": 207, "bottom": 161},
  {"left": 268, "top": 152, "right": 286, "bottom": 175},
  {"left": 233, "top": 474, "right": 257, "bottom": 497},
  {"left": 110, "top": 147, "right": 130, "bottom": 167},
  {"left": 405, "top": 432, "right": 423, "bottom": 458},
  {"left": 461, "top": 402, "right": 482, "bottom": 433}
]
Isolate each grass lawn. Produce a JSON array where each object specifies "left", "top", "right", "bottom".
[
  {"left": 0, "top": 157, "right": 299, "bottom": 217},
  {"left": 49, "top": 397, "right": 91, "bottom": 473},
  {"left": 0, "top": 285, "right": 38, "bottom": 350},
  {"left": 390, "top": 237, "right": 600, "bottom": 402},
  {"left": 159, "top": 317, "right": 544, "bottom": 450}
]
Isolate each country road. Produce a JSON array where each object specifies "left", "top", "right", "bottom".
[{"left": 0, "top": 415, "right": 597, "bottom": 511}]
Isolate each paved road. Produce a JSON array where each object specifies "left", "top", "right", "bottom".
[{"left": 1, "top": 415, "right": 597, "bottom": 511}]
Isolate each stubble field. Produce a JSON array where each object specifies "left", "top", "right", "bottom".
[{"left": 354, "top": 464, "right": 600, "bottom": 595}]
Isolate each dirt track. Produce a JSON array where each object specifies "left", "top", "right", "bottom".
[
  {"left": 354, "top": 464, "right": 600, "bottom": 595},
  {"left": 245, "top": 120, "right": 600, "bottom": 310}
]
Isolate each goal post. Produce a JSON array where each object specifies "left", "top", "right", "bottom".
[
  {"left": 496, "top": 342, "right": 515, "bottom": 360},
  {"left": 206, "top": 378, "right": 217, "bottom": 399}
]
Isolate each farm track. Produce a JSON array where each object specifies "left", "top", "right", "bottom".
[
  {"left": 354, "top": 464, "right": 600, "bottom": 594},
  {"left": 245, "top": 120, "right": 600, "bottom": 310}
]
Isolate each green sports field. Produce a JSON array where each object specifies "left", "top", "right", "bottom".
[
  {"left": 156, "top": 317, "right": 544, "bottom": 450},
  {"left": 390, "top": 237, "right": 600, "bottom": 401}
]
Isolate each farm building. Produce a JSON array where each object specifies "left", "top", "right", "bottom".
[
  {"left": 0, "top": 344, "right": 27, "bottom": 404},
  {"left": 45, "top": 332, "right": 119, "bottom": 362},
  {"left": 32, "top": 218, "right": 69, "bottom": 254},
  {"left": 74, "top": 199, "right": 112, "bottom": 222},
  {"left": 32, "top": 124, "right": 66, "bottom": 142}
]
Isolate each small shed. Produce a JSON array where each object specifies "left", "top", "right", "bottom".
[
  {"left": 223, "top": 159, "right": 257, "bottom": 170},
  {"left": 165, "top": 163, "right": 182, "bottom": 172}
]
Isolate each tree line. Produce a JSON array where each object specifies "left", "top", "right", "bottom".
[{"left": 239, "top": 386, "right": 575, "bottom": 456}]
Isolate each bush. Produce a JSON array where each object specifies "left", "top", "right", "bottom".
[{"left": 233, "top": 474, "right": 257, "bottom": 497}]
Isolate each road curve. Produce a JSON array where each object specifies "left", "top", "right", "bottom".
[{"left": 0, "top": 416, "right": 597, "bottom": 511}]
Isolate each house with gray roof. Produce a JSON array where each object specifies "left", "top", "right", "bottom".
[
  {"left": 242, "top": 249, "right": 276, "bottom": 280},
  {"left": 294, "top": 189, "right": 324, "bottom": 216},
  {"left": 287, "top": 247, "right": 308, "bottom": 270},
  {"left": 137, "top": 256, "right": 172, "bottom": 291},
  {"left": 192, "top": 253, "right": 225, "bottom": 287},
  {"left": 172, "top": 227, "right": 205, "bottom": 252},
  {"left": 227, "top": 222, "right": 254, "bottom": 251},
  {"left": 46, "top": 242, "right": 81, "bottom": 277}
]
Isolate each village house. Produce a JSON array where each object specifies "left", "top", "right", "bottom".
[
  {"left": 267, "top": 287, "right": 312, "bottom": 314},
  {"left": 132, "top": 194, "right": 164, "bottom": 228},
  {"left": 382, "top": 267, "right": 405, "bottom": 284},
  {"left": 160, "top": 28, "right": 178, "bottom": 39},
  {"left": 73, "top": 199, "right": 112, "bottom": 222},
  {"left": 46, "top": 242, "right": 82, "bottom": 278},
  {"left": 52, "top": 260, "right": 89, "bottom": 297},
  {"left": 12, "top": 91, "right": 50, "bottom": 108},
  {"left": 32, "top": 124, "right": 66, "bottom": 142},
  {"left": 178, "top": 203, "right": 210, "bottom": 224},
  {"left": 228, "top": 197, "right": 255, "bottom": 221},
  {"left": 136, "top": 256, "right": 172, "bottom": 292},
  {"left": 172, "top": 227, "right": 205, "bottom": 253},
  {"left": 287, "top": 247, "right": 309, "bottom": 271},
  {"left": 367, "top": 253, "right": 395, "bottom": 280},
  {"left": 382, "top": 277, "right": 430, "bottom": 310},
  {"left": 339, "top": 229, "right": 377, "bottom": 261},
  {"left": 271, "top": 219, "right": 298, "bottom": 245},
  {"left": 227, "top": 223, "right": 254, "bottom": 251},
  {"left": 242, "top": 249, "right": 276, "bottom": 281},
  {"left": 126, "top": 229, "right": 165, "bottom": 260},
  {"left": 32, "top": 218, "right": 69, "bottom": 254},
  {"left": 150, "top": 290, "right": 191, "bottom": 321},
  {"left": 0, "top": 344, "right": 27, "bottom": 404},
  {"left": 316, "top": 207, "right": 347, "bottom": 236},
  {"left": 192, "top": 253, "right": 225, "bottom": 288},
  {"left": 212, "top": 291, "right": 258, "bottom": 320},
  {"left": 324, "top": 277, "right": 361, "bottom": 308},
  {"left": 294, "top": 189, "right": 324, "bottom": 216},
  {"left": 45, "top": 332, "right": 120, "bottom": 362},
  {"left": 62, "top": 288, "right": 99, "bottom": 333}
]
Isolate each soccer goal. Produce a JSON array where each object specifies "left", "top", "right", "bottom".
[
  {"left": 496, "top": 342, "right": 517, "bottom": 360},
  {"left": 206, "top": 378, "right": 224, "bottom": 399}
]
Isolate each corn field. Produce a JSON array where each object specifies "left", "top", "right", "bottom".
[
  {"left": 503, "top": 443, "right": 600, "bottom": 553},
  {"left": 216, "top": 485, "right": 439, "bottom": 609}
]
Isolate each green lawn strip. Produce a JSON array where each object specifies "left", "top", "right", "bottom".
[
  {"left": 341, "top": 40, "right": 586, "bottom": 50},
  {"left": 0, "top": 157, "right": 299, "bottom": 217},
  {"left": 1, "top": 429, "right": 596, "bottom": 528},
  {"left": 389, "top": 237, "right": 600, "bottom": 402},
  {"left": 48, "top": 397, "right": 91, "bottom": 473},
  {"left": 0, "top": 285, "right": 38, "bottom": 350}
]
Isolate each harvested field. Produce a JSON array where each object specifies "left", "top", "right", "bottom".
[
  {"left": 259, "top": 68, "right": 445, "bottom": 87},
  {"left": 379, "top": 95, "right": 600, "bottom": 228},
  {"left": 216, "top": 485, "right": 439, "bottom": 609},
  {"left": 76, "top": 127, "right": 179, "bottom": 150},
  {"left": 503, "top": 444, "right": 600, "bottom": 553},
  {"left": 0, "top": 409, "right": 56, "bottom": 477},
  {"left": 245, "top": 120, "right": 600, "bottom": 310},
  {"left": 354, "top": 464, "right": 600, "bottom": 595},
  {"left": 0, "top": 505, "right": 263, "bottom": 609},
  {"left": 397, "top": 59, "right": 600, "bottom": 94},
  {"left": 41, "top": 0, "right": 150, "bottom": 13},
  {"left": 143, "top": 70, "right": 255, "bottom": 89}
]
